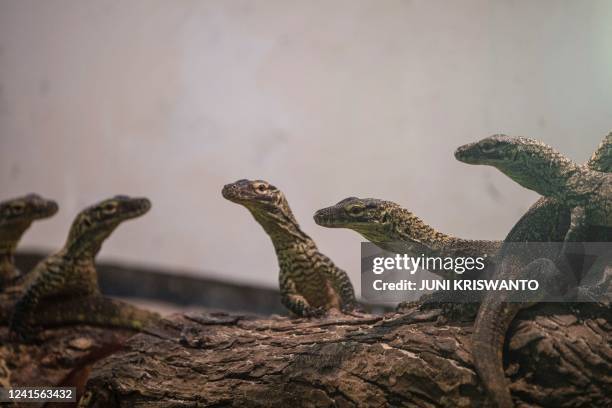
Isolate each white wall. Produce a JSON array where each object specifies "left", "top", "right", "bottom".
[{"left": 1, "top": 0, "right": 611, "bottom": 292}]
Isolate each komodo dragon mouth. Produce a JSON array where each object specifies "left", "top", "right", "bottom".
[{"left": 115, "top": 197, "right": 151, "bottom": 220}]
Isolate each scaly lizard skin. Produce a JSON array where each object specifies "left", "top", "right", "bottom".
[
  {"left": 222, "top": 179, "right": 357, "bottom": 317},
  {"left": 454, "top": 133, "right": 612, "bottom": 408},
  {"left": 313, "top": 197, "right": 501, "bottom": 279},
  {"left": 0, "top": 194, "right": 58, "bottom": 289},
  {"left": 10, "top": 196, "right": 152, "bottom": 338},
  {"left": 586, "top": 131, "right": 612, "bottom": 171}
]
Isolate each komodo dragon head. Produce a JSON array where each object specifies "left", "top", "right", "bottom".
[
  {"left": 454, "top": 134, "right": 567, "bottom": 165},
  {"left": 65, "top": 196, "right": 151, "bottom": 254},
  {"left": 313, "top": 197, "right": 393, "bottom": 229},
  {"left": 454, "top": 134, "right": 567, "bottom": 164},
  {"left": 222, "top": 179, "right": 296, "bottom": 222},
  {"left": 0, "top": 194, "right": 58, "bottom": 229},
  {"left": 0, "top": 194, "right": 58, "bottom": 245},
  {"left": 313, "top": 197, "right": 401, "bottom": 242}
]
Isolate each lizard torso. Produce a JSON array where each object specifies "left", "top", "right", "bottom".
[{"left": 276, "top": 239, "right": 342, "bottom": 310}]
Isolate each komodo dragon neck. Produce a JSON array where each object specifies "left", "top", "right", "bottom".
[
  {"left": 62, "top": 224, "right": 115, "bottom": 263},
  {"left": 387, "top": 206, "right": 460, "bottom": 251},
  {"left": 0, "top": 223, "right": 30, "bottom": 283},
  {"left": 251, "top": 207, "right": 316, "bottom": 255},
  {"left": 361, "top": 206, "right": 499, "bottom": 258},
  {"left": 586, "top": 131, "right": 612, "bottom": 172}
]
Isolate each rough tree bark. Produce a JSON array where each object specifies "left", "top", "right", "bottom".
[{"left": 82, "top": 302, "right": 611, "bottom": 408}]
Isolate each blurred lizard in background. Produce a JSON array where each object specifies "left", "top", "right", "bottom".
[{"left": 9, "top": 195, "right": 159, "bottom": 339}]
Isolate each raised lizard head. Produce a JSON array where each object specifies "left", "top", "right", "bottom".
[
  {"left": 313, "top": 197, "right": 433, "bottom": 249},
  {"left": 453, "top": 134, "right": 570, "bottom": 166},
  {"left": 222, "top": 179, "right": 298, "bottom": 225},
  {"left": 0, "top": 194, "right": 58, "bottom": 248},
  {"left": 65, "top": 195, "right": 151, "bottom": 256},
  {"left": 454, "top": 134, "right": 580, "bottom": 198}
]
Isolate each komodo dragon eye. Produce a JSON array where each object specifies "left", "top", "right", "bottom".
[
  {"left": 11, "top": 203, "right": 25, "bottom": 214},
  {"left": 102, "top": 202, "right": 118, "bottom": 215},
  {"left": 347, "top": 205, "right": 364, "bottom": 217},
  {"left": 479, "top": 140, "right": 498, "bottom": 154}
]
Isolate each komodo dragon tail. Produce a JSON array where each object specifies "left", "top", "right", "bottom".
[
  {"left": 31, "top": 296, "right": 161, "bottom": 332},
  {"left": 472, "top": 297, "right": 519, "bottom": 408}
]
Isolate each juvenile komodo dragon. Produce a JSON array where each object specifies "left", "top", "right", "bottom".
[
  {"left": 313, "top": 197, "right": 503, "bottom": 312},
  {"left": 454, "top": 133, "right": 612, "bottom": 408},
  {"left": 9, "top": 195, "right": 160, "bottom": 339},
  {"left": 222, "top": 179, "right": 357, "bottom": 317},
  {"left": 313, "top": 197, "right": 501, "bottom": 279},
  {"left": 0, "top": 194, "right": 58, "bottom": 289}
]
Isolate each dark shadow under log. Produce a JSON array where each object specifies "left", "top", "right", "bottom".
[{"left": 81, "top": 303, "right": 611, "bottom": 407}]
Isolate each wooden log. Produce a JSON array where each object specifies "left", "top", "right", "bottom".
[{"left": 81, "top": 302, "right": 611, "bottom": 407}]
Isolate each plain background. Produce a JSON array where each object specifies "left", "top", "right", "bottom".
[{"left": 1, "top": 0, "right": 611, "bottom": 295}]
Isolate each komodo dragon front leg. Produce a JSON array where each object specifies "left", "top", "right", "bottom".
[{"left": 280, "top": 275, "right": 325, "bottom": 317}]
